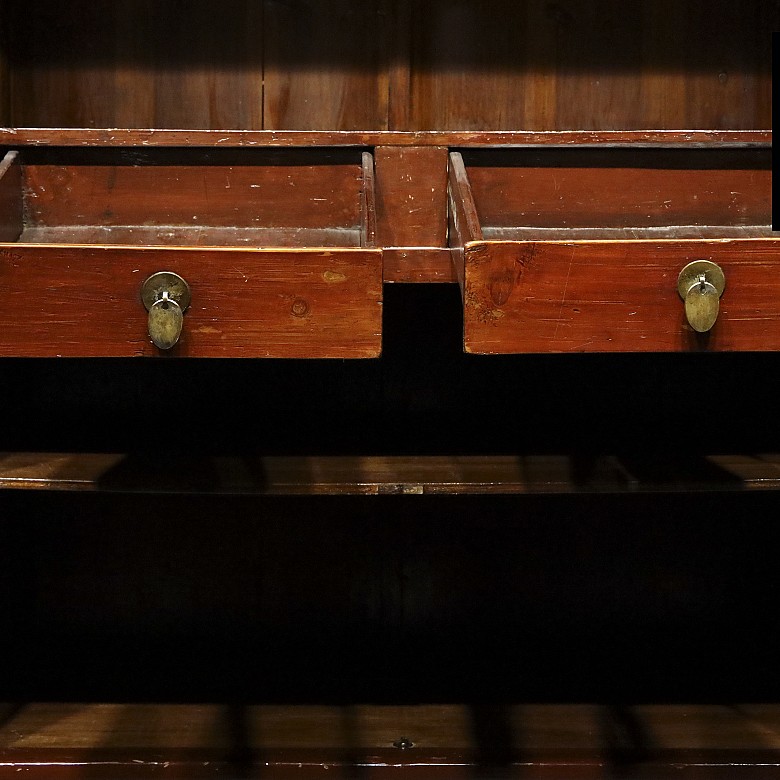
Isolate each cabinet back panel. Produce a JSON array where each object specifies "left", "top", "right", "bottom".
[
  {"left": 8, "top": 1, "right": 264, "bottom": 130},
  {"left": 3, "top": 1, "right": 775, "bottom": 131}
]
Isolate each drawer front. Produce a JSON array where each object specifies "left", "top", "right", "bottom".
[
  {"left": 464, "top": 239, "right": 780, "bottom": 353},
  {"left": 0, "top": 245, "right": 382, "bottom": 358}
]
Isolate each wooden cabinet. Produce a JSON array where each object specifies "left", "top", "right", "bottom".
[{"left": 0, "top": 1, "right": 778, "bottom": 777}]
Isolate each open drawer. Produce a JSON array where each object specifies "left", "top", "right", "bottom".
[
  {"left": 0, "top": 147, "right": 381, "bottom": 357},
  {"left": 449, "top": 146, "right": 778, "bottom": 353}
]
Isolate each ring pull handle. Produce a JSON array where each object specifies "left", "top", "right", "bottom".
[
  {"left": 677, "top": 260, "right": 725, "bottom": 333},
  {"left": 141, "top": 272, "right": 192, "bottom": 350}
]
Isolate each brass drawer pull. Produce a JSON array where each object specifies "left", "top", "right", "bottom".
[
  {"left": 677, "top": 260, "right": 725, "bottom": 333},
  {"left": 141, "top": 272, "right": 192, "bottom": 350}
]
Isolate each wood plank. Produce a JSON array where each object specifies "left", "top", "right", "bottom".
[
  {"left": 3, "top": 703, "right": 780, "bottom": 751},
  {"left": 0, "top": 245, "right": 382, "bottom": 358},
  {"left": 0, "top": 152, "right": 22, "bottom": 242},
  {"left": 463, "top": 239, "right": 780, "bottom": 353},
  {"left": 405, "top": 1, "right": 773, "bottom": 132},
  {"left": 8, "top": 1, "right": 264, "bottom": 129},
  {"left": 263, "top": 0, "right": 389, "bottom": 130},
  {"left": 21, "top": 148, "right": 365, "bottom": 231},
  {"left": 383, "top": 248, "right": 455, "bottom": 283},
  {"left": 460, "top": 147, "right": 771, "bottom": 230},
  {"left": 0, "top": 453, "right": 777, "bottom": 495},
  {"left": 0, "top": 129, "right": 770, "bottom": 148},
  {"left": 375, "top": 147, "right": 448, "bottom": 249},
  {"left": 361, "top": 151, "right": 377, "bottom": 248},
  {"left": 0, "top": 704, "right": 779, "bottom": 778}
]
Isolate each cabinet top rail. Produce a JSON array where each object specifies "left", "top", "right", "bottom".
[{"left": 0, "top": 128, "right": 771, "bottom": 148}]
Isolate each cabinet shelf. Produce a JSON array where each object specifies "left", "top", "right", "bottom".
[
  {"left": 0, "top": 453, "right": 778, "bottom": 496},
  {"left": 1, "top": 703, "right": 779, "bottom": 778}
]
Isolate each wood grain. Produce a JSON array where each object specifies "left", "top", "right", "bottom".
[
  {"left": 21, "top": 148, "right": 365, "bottom": 231},
  {"left": 361, "top": 151, "right": 377, "bottom": 247},
  {"left": 460, "top": 147, "right": 772, "bottom": 229},
  {"left": 0, "top": 11, "right": 9, "bottom": 126},
  {"left": 0, "top": 703, "right": 779, "bottom": 778},
  {"left": 463, "top": 239, "right": 780, "bottom": 353},
  {"left": 383, "top": 247, "right": 455, "bottom": 283},
  {"left": 405, "top": 0, "right": 776, "bottom": 131},
  {"left": 0, "top": 453, "right": 777, "bottom": 495},
  {"left": 0, "top": 128, "right": 769, "bottom": 147},
  {"left": 0, "top": 245, "right": 382, "bottom": 358},
  {"left": 8, "top": 1, "right": 264, "bottom": 129},
  {"left": 448, "top": 152, "right": 482, "bottom": 291},
  {"left": 375, "top": 146, "right": 448, "bottom": 249},
  {"left": 263, "top": 0, "right": 389, "bottom": 130},
  {"left": 0, "top": 151, "right": 22, "bottom": 242}
]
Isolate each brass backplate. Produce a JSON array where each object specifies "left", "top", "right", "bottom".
[
  {"left": 141, "top": 271, "right": 192, "bottom": 312},
  {"left": 677, "top": 260, "right": 726, "bottom": 299}
]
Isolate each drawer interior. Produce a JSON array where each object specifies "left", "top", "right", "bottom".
[
  {"left": 0, "top": 147, "right": 376, "bottom": 248},
  {"left": 451, "top": 147, "right": 773, "bottom": 241}
]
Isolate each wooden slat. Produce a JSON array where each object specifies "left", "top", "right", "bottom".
[
  {"left": 360, "top": 151, "right": 377, "bottom": 248},
  {"left": 375, "top": 146, "right": 448, "bottom": 248},
  {"left": 0, "top": 245, "right": 382, "bottom": 358},
  {"left": 0, "top": 129, "right": 770, "bottom": 148},
  {"left": 262, "top": 0, "right": 389, "bottom": 130},
  {"left": 0, "top": 453, "right": 777, "bottom": 495},
  {"left": 0, "top": 151, "right": 22, "bottom": 242},
  {"left": 463, "top": 239, "right": 780, "bottom": 353},
  {"left": 448, "top": 152, "right": 482, "bottom": 291}
]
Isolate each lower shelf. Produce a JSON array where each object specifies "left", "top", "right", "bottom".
[
  {"left": 1, "top": 703, "right": 779, "bottom": 778},
  {"left": 1, "top": 453, "right": 779, "bottom": 495}
]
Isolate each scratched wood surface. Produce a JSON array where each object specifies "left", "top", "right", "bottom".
[
  {"left": 0, "top": 245, "right": 382, "bottom": 358},
  {"left": 374, "top": 146, "right": 448, "bottom": 248},
  {"left": 20, "top": 148, "right": 366, "bottom": 231},
  {"left": 462, "top": 240, "right": 780, "bottom": 353},
  {"left": 0, "top": 129, "right": 770, "bottom": 147},
  {"left": 450, "top": 147, "right": 780, "bottom": 353}
]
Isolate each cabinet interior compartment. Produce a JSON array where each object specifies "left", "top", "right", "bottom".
[
  {"left": 450, "top": 146, "right": 772, "bottom": 242},
  {"left": 0, "top": 147, "right": 376, "bottom": 249}
]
